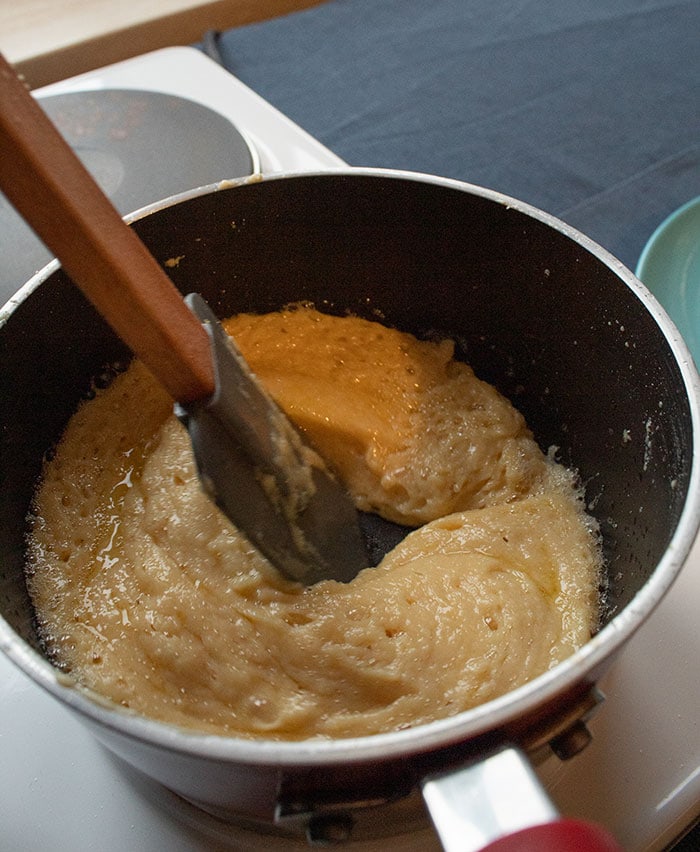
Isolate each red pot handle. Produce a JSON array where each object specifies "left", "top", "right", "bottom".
[{"left": 481, "top": 819, "right": 624, "bottom": 852}]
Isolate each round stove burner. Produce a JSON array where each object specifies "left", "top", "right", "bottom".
[{"left": 0, "top": 89, "right": 258, "bottom": 302}]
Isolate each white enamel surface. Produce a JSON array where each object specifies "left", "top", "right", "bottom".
[
  {"left": 34, "top": 46, "right": 346, "bottom": 175},
  {"left": 1, "top": 47, "right": 698, "bottom": 852}
]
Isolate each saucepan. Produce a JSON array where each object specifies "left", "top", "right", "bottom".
[{"left": 1, "top": 170, "right": 698, "bottom": 850}]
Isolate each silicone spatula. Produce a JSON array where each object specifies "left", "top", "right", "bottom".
[{"left": 0, "top": 53, "right": 367, "bottom": 585}]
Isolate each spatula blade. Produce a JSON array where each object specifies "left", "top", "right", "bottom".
[{"left": 175, "top": 294, "right": 368, "bottom": 585}]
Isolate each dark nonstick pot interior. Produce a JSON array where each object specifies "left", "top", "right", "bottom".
[{"left": 0, "top": 171, "right": 693, "bottom": 656}]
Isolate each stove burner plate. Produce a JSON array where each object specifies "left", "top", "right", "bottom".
[{"left": 0, "top": 89, "right": 257, "bottom": 301}]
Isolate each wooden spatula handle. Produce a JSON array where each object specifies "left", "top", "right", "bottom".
[{"left": 0, "top": 53, "right": 215, "bottom": 404}]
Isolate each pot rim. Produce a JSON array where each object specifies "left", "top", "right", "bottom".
[{"left": 2, "top": 166, "right": 699, "bottom": 767}]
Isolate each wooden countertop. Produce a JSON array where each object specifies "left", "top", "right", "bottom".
[{"left": 0, "top": 0, "right": 324, "bottom": 88}]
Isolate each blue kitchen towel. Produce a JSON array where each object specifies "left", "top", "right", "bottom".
[{"left": 212, "top": 0, "right": 699, "bottom": 269}]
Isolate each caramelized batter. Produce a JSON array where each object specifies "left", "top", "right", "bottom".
[
  {"left": 27, "top": 308, "right": 600, "bottom": 739},
  {"left": 225, "top": 309, "right": 548, "bottom": 526}
]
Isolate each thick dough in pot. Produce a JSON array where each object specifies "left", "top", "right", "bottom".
[{"left": 27, "top": 309, "right": 600, "bottom": 740}]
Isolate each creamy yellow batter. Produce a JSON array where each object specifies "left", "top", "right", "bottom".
[{"left": 27, "top": 307, "right": 601, "bottom": 740}]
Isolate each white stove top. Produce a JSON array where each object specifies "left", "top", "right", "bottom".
[{"left": 1, "top": 46, "right": 698, "bottom": 852}]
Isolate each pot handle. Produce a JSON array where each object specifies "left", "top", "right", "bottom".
[
  {"left": 421, "top": 745, "right": 623, "bottom": 852},
  {"left": 477, "top": 820, "right": 623, "bottom": 851}
]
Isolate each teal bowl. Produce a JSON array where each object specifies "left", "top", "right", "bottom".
[{"left": 637, "top": 196, "right": 700, "bottom": 364}]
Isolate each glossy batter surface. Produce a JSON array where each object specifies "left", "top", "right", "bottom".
[
  {"left": 225, "top": 309, "right": 548, "bottom": 525},
  {"left": 27, "top": 308, "right": 600, "bottom": 740}
]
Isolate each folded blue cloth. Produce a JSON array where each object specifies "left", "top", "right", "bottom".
[{"left": 215, "top": 0, "right": 699, "bottom": 269}]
